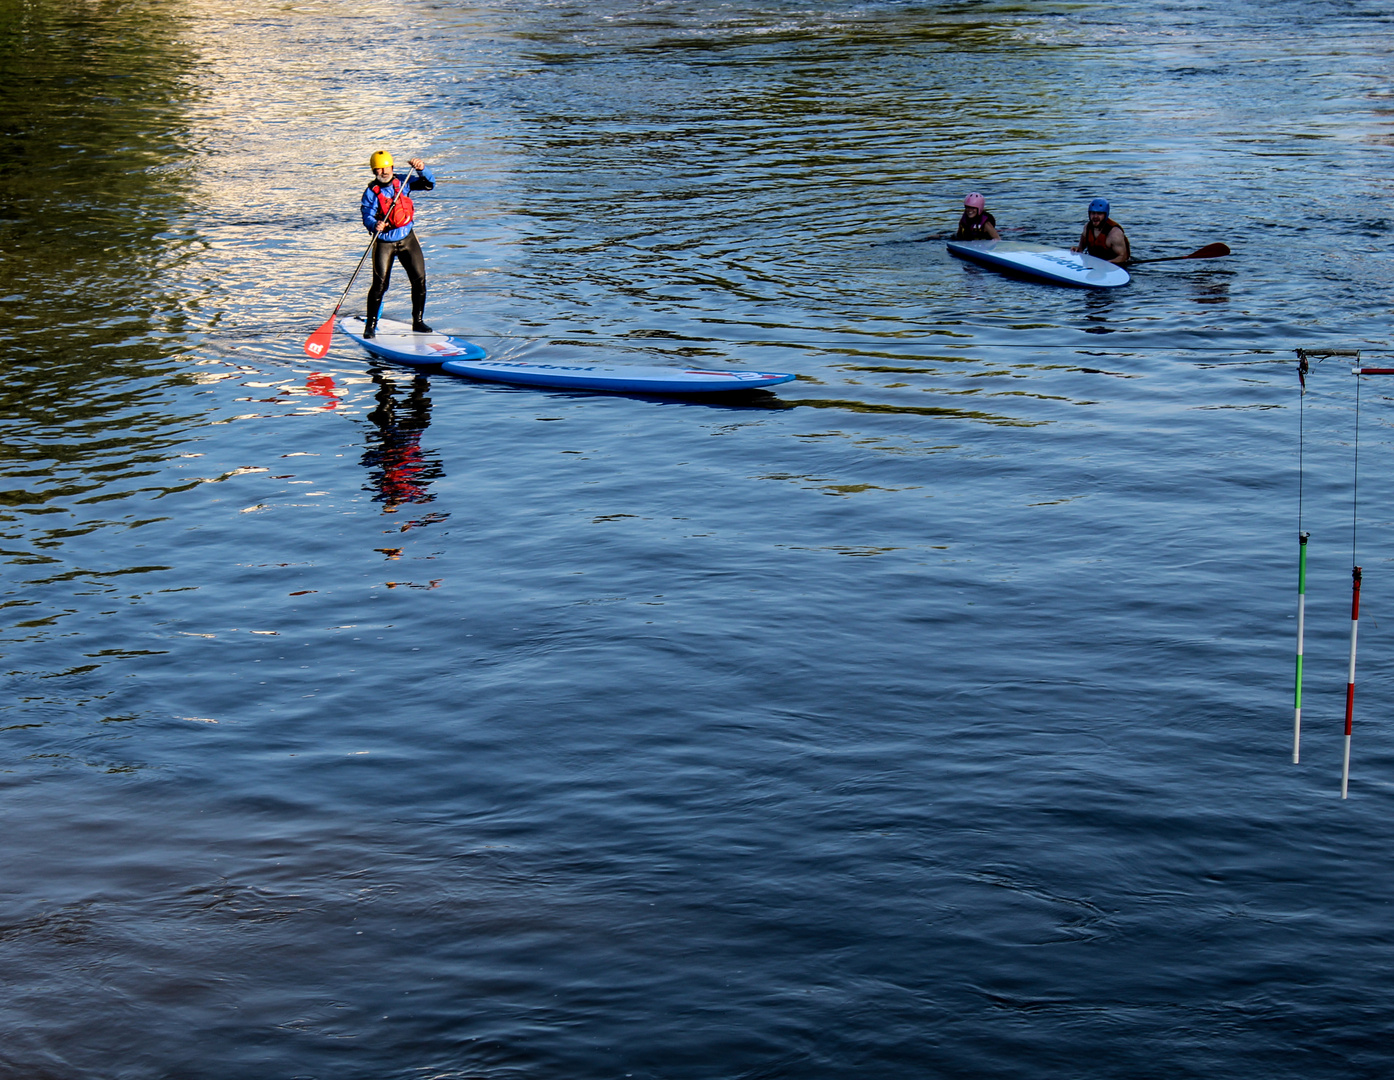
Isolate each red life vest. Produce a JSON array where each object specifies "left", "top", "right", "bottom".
[
  {"left": 1081, "top": 217, "right": 1128, "bottom": 261},
  {"left": 955, "top": 210, "right": 996, "bottom": 241},
  {"left": 374, "top": 177, "right": 414, "bottom": 230}
]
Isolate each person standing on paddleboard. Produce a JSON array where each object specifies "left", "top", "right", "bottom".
[
  {"left": 361, "top": 151, "right": 435, "bottom": 338},
  {"left": 954, "top": 192, "right": 1000, "bottom": 240},
  {"left": 1072, "top": 198, "right": 1130, "bottom": 265}
]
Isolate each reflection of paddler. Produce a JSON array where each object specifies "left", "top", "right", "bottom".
[
  {"left": 360, "top": 150, "right": 435, "bottom": 339},
  {"left": 360, "top": 372, "right": 441, "bottom": 512},
  {"left": 954, "top": 192, "right": 1000, "bottom": 240},
  {"left": 1072, "top": 198, "right": 1130, "bottom": 265}
]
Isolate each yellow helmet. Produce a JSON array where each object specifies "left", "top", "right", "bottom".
[{"left": 369, "top": 150, "right": 393, "bottom": 170}]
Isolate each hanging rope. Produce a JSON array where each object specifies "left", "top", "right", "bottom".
[
  {"left": 1297, "top": 354, "right": 1306, "bottom": 534},
  {"left": 1353, "top": 373, "right": 1362, "bottom": 565},
  {"left": 1293, "top": 350, "right": 1313, "bottom": 762}
]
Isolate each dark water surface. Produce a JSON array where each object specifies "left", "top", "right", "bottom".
[{"left": 5, "top": 0, "right": 1394, "bottom": 1076}]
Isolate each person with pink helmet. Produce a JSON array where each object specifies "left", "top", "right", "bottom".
[{"left": 954, "top": 193, "right": 1000, "bottom": 241}]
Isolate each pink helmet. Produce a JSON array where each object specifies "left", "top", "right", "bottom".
[{"left": 964, "top": 192, "right": 986, "bottom": 210}]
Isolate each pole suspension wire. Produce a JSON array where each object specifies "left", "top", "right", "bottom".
[
  {"left": 1294, "top": 530, "right": 1308, "bottom": 763},
  {"left": 1353, "top": 373, "right": 1362, "bottom": 566},
  {"left": 1298, "top": 372, "right": 1305, "bottom": 537},
  {"left": 1293, "top": 348, "right": 1311, "bottom": 763}
]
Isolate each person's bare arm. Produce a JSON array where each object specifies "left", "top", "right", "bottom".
[{"left": 1102, "top": 226, "right": 1128, "bottom": 264}]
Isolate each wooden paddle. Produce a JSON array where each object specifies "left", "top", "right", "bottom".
[
  {"left": 1130, "top": 242, "right": 1230, "bottom": 265},
  {"left": 303, "top": 167, "right": 417, "bottom": 359}
]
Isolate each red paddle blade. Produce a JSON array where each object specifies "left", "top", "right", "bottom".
[
  {"left": 304, "top": 314, "right": 336, "bottom": 358},
  {"left": 1187, "top": 242, "right": 1230, "bottom": 259}
]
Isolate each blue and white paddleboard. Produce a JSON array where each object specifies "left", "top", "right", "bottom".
[
  {"left": 339, "top": 316, "right": 488, "bottom": 365},
  {"left": 946, "top": 240, "right": 1130, "bottom": 289},
  {"left": 439, "top": 357, "right": 797, "bottom": 395}
]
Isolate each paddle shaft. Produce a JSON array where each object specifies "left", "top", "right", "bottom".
[{"left": 1130, "top": 243, "right": 1230, "bottom": 264}]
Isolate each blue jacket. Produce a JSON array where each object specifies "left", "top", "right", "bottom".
[{"left": 360, "top": 167, "right": 435, "bottom": 242}]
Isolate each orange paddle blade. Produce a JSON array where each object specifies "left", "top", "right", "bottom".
[{"left": 304, "top": 314, "right": 336, "bottom": 358}]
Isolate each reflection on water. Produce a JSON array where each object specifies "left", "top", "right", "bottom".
[
  {"left": 1080, "top": 289, "right": 1120, "bottom": 333},
  {"left": 1191, "top": 279, "right": 1232, "bottom": 305},
  {"left": 360, "top": 369, "right": 443, "bottom": 514},
  {"left": 303, "top": 372, "right": 341, "bottom": 410}
]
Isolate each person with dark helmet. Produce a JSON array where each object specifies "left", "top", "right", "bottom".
[
  {"left": 1073, "top": 198, "right": 1130, "bottom": 265},
  {"left": 361, "top": 150, "right": 436, "bottom": 338},
  {"left": 954, "top": 192, "right": 1000, "bottom": 241}
]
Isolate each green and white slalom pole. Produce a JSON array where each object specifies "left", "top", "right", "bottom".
[
  {"left": 1293, "top": 531, "right": 1309, "bottom": 763},
  {"left": 1342, "top": 565, "right": 1362, "bottom": 799}
]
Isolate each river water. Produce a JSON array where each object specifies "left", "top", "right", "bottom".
[{"left": 4, "top": 0, "right": 1394, "bottom": 1076}]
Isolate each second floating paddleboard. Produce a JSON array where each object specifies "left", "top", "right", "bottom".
[
  {"left": 439, "top": 357, "right": 796, "bottom": 395},
  {"left": 947, "top": 240, "right": 1130, "bottom": 289}
]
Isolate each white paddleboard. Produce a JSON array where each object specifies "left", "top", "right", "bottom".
[
  {"left": 946, "top": 240, "right": 1130, "bottom": 289},
  {"left": 439, "top": 357, "right": 796, "bottom": 395},
  {"left": 339, "top": 316, "right": 488, "bottom": 365}
]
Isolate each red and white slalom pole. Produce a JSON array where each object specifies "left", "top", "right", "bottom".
[{"left": 1341, "top": 565, "right": 1362, "bottom": 799}]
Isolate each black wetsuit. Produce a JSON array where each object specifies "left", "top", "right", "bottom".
[
  {"left": 367, "top": 232, "right": 427, "bottom": 322},
  {"left": 360, "top": 169, "right": 435, "bottom": 325}
]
